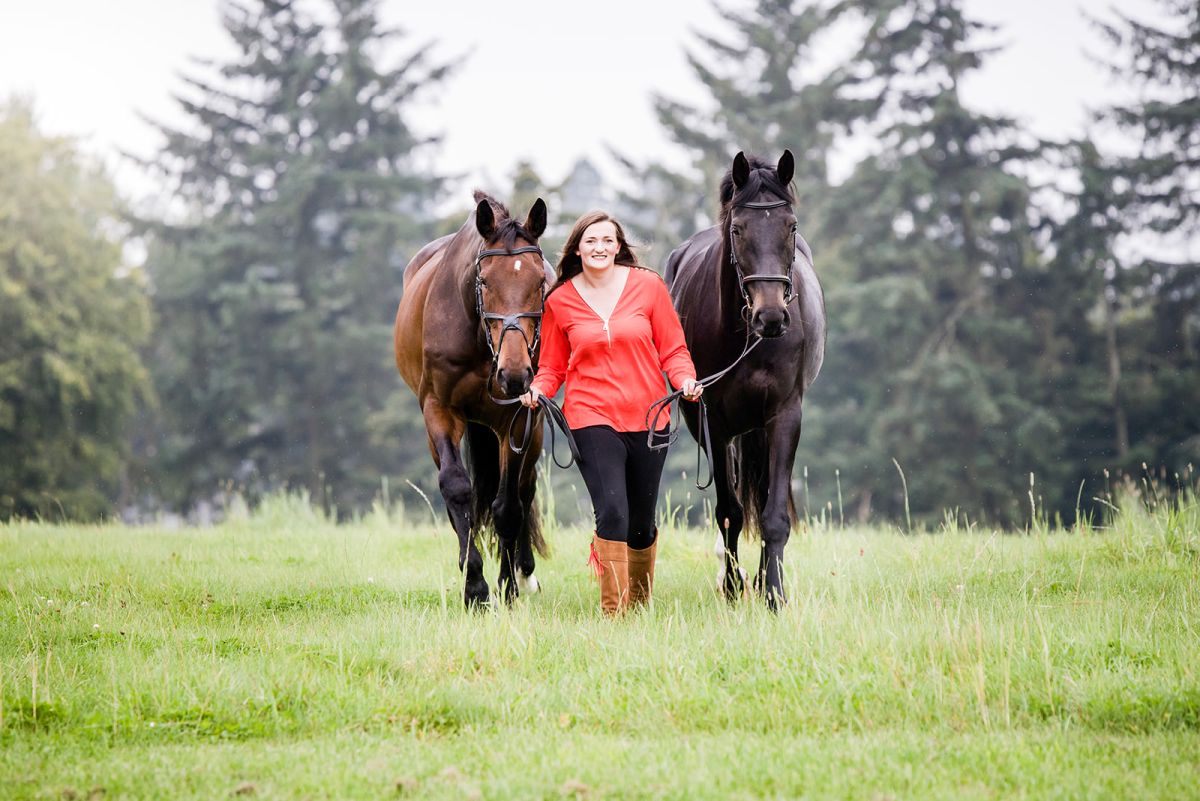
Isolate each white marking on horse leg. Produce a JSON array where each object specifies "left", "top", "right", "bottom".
[
  {"left": 517, "top": 570, "right": 540, "bottom": 594},
  {"left": 713, "top": 532, "right": 724, "bottom": 558}
]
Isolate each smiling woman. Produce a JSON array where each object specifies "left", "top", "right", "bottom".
[{"left": 521, "top": 211, "right": 701, "bottom": 616}]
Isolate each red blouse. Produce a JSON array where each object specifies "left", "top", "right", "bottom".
[{"left": 531, "top": 266, "right": 697, "bottom": 432}]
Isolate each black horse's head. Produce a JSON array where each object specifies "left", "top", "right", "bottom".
[
  {"left": 720, "top": 150, "right": 797, "bottom": 339},
  {"left": 473, "top": 192, "right": 548, "bottom": 397}
]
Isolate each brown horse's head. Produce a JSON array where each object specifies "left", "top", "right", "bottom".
[
  {"left": 474, "top": 194, "right": 549, "bottom": 397},
  {"left": 721, "top": 150, "right": 797, "bottom": 339}
]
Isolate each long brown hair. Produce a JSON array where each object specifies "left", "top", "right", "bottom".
[{"left": 549, "top": 211, "right": 640, "bottom": 295}]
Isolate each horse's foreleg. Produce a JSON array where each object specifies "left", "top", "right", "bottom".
[
  {"left": 710, "top": 432, "right": 746, "bottom": 602},
  {"left": 492, "top": 442, "right": 525, "bottom": 606},
  {"left": 757, "top": 407, "right": 803, "bottom": 611},
  {"left": 425, "top": 402, "right": 488, "bottom": 609}
]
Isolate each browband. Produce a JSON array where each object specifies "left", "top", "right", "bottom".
[{"left": 735, "top": 198, "right": 791, "bottom": 210}]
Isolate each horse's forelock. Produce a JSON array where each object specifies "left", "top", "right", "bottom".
[
  {"left": 718, "top": 155, "right": 795, "bottom": 227},
  {"left": 492, "top": 218, "right": 539, "bottom": 249}
]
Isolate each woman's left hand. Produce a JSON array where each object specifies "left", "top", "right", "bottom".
[{"left": 681, "top": 379, "right": 703, "bottom": 401}]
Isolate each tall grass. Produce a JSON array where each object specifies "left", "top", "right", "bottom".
[{"left": 1, "top": 482, "right": 1197, "bottom": 800}]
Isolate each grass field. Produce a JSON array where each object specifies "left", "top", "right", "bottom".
[{"left": 2, "top": 490, "right": 1198, "bottom": 800}]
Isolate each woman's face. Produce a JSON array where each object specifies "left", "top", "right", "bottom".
[{"left": 576, "top": 221, "right": 619, "bottom": 272}]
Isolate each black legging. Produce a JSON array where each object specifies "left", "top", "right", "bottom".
[{"left": 572, "top": 425, "right": 668, "bottom": 549}]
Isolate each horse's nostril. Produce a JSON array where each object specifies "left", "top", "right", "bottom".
[
  {"left": 498, "top": 368, "right": 532, "bottom": 397},
  {"left": 760, "top": 318, "right": 787, "bottom": 338},
  {"left": 752, "top": 310, "right": 789, "bottom": 339}
]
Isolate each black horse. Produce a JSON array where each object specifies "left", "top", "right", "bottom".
[{"left": 664, "top": 151, "right": 826, "bottom": 609}]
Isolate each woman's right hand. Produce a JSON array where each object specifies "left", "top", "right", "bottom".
[{"left": 519, "top": 385, "right": 542, "bottom": 408}]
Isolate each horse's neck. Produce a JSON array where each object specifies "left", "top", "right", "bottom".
[
  {"left": 448, "top": 234, "right": 484, "bottom": 335},
  {"left": 715, "top": 228, "right": 745, "bottom": 334}
]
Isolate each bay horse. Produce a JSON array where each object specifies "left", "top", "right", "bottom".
[
  {"left": 664, "top": 151, "right": 826, "bottom": 609},
  {"left": 394, "top": 192, "right": 553, "bottom": 608}
]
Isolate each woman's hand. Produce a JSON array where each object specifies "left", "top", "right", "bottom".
[
  {"left": 681, "top": 379, "right": 703, "bottom": 401},
  {"left": 520, "top": 385, "right": 542, "bottom": 408}
]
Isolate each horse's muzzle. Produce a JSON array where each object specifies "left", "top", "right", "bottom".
[
  {"left": 497, "top": 366, "right": 534, "bottom": 398},
  {"left": 752, "top": 308, "right": 790, "bottom": 339}
]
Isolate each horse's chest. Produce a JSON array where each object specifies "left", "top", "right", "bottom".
[
  {"left": 727, "top": 361, "right": 798, "bottom": 407},
  {"left": 741, "top": 366, "right": 783, "bottom": 400}
]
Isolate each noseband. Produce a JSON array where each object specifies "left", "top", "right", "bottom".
[
  {"left": 728, "top": 197, "right": 797, "bottom": 309},
  {"left": 474, "top": 243, "right": 545, "bottom": 371}
]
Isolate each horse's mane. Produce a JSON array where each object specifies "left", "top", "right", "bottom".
[
  {"left": 472, "top": 189, "right": 537, "bottom": 248},
  {"left": 717, "top": 155, "right": 795, "bottom": 231}
]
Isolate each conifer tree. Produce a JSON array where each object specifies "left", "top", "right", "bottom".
[
  {"left": 619, "top": 0, "right": 858, "bottom": 263},
  {"left": 808, "top": 0, "right": 1059, "bottom": 523},
  {"left": 1092, "top": 0, "right": 1200, "bottom": 473},
  {"left": 141, "top": 0, "right": 451, "bottom": 512},
  {"left": 0, "top": 101, "right": 151, "bottom": 520}
]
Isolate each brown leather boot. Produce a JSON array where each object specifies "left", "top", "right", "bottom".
[
  {"left": 627, "top": 536, "right": 657, "bottom": 608},
  {"left": 588, "top": 534, "right": 630, "bottom": 616}
]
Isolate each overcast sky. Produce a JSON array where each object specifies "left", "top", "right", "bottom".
[{"left": 0, "top": 0, "right": 1172, "bottom": 207}]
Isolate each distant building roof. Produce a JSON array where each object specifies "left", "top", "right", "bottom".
[{"left": 559, "top": 158, "right": 606, "bottom": 215}]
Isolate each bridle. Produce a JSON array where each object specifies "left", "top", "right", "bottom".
[
  {"left": 474, "top": 242, "right": 544, "bottom": 381},
  {"left": 474, "top": 241, "right": 582, "bottom": 469},
  {"left": 728, "top": 196, "right": 797, "bottom": 310}
]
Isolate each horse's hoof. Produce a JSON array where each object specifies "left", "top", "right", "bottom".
[
  {"left": 517, "top": 571, "right": 540, "bottom": 594},
  {"left": 755, "top": 577, "right": 786, "bottom": 611},
  {"left": 464, "top": 581, "right": 490, "bottom": 610}
]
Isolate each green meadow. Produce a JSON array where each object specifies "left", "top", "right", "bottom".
[{"left": 2, "top": 491, "right": 1198, "bottom": 800}]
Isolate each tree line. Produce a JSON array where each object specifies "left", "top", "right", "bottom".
[{"left": 1, "top": 0, "right": 1195, "bottom": 525}]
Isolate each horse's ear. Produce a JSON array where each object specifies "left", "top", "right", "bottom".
[
  {"left": 732, "top": 151, "right": 750, "bottom": 189},
  {"left": 475, "top": 199, "right": 496, "bottom": 240},
  {"left": 777, "top": 149, "right": 794, "bottom": 186},
  {"left": 524, "top": 197, "right": 547, "bottom": 240}
]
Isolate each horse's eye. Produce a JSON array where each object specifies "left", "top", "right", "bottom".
[
  {"left": 732, "top": 227, "right": 742, "bottom": 237},
  {"left": 478, "top": 279, "right": 488, "bottom": 289},
  {"left": 791, "top": 224, "right": 798, "bottom": 233}
]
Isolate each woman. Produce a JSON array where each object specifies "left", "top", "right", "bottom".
[{"left": 521, "top": 211, "right": 701, "bottom": 615}]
